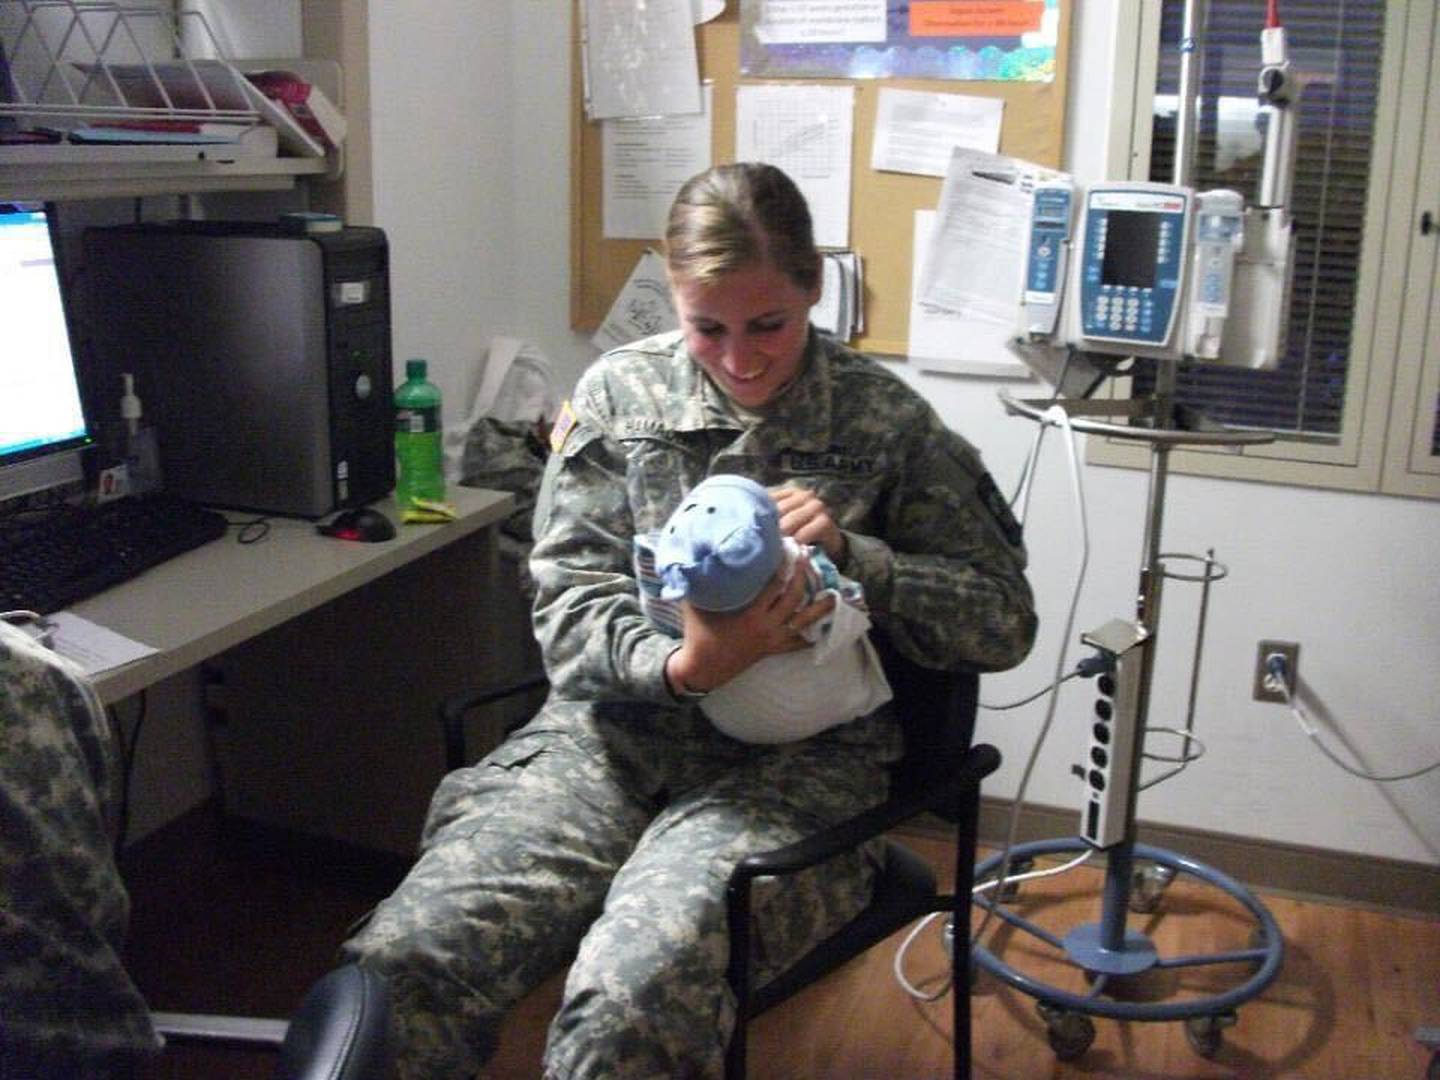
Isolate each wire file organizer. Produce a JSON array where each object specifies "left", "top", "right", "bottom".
[{"left": 0, "top": 0, "right": 322, "bottom": 157}]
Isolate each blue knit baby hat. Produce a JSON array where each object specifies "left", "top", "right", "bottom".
[{"left": 655, "top": 475, "right": 784, "bottom": 612}]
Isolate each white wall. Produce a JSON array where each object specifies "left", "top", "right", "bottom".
[
  {"left": 366, "top": 1, "right": 1440, "bottom": 865},
  {"left": 366, "top": 3, "right": 593, "bottom": 424}
]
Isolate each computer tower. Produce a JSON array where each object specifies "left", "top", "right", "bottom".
[{"left": 83, "top": 221, "right": 394, "bottom": 517}]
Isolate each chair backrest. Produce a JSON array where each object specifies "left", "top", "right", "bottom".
[{"left": 871, "top": 633, "right": 980, "bottom": 816}]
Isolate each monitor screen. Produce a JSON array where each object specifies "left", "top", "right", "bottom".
[
  {"left": 0, "top": 202, "right": 92, "bottom": 502},
  {"left": 1100, "top": 209, "right": 1162, "bottom": 289}
]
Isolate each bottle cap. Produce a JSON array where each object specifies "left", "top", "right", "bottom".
[{"left": 406, "top": 358, "right": 427, "bottom": 379}]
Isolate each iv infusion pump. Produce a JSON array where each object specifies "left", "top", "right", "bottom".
[{"left": 1016, "top": 178, "right": 1287, "bottom": 369}]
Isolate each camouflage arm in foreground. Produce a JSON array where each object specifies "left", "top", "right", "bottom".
[{"left": 0, "top": 623, "right": 159, "bottom": 1070}]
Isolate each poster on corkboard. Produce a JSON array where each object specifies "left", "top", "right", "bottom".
[
  {"left": 571, "top": 0, "right": 1070, "bottom": 360},
  {"left": 738, "top": 0, "right": 1061, "bottom": 82}
]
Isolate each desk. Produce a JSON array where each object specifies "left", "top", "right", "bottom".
[
  {"left": 74, "top": 487, "right": 525, "bottom": 855},
  {"left": 75, "top": 488, "right": 515, "bottom": 706}
]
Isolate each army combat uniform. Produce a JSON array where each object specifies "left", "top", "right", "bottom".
[
  {"left": 0, "top": 621, "right": 161, "bottom": 1077},
  {"left": 342, "top": 329, "right": 1036, "bottom": 1079}
]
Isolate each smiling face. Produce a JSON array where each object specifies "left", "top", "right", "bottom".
[{"left": 673, "top": 260, "right": 819, "bottom": 410}]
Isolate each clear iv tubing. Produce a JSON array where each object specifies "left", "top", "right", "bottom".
[{"left": 972, "top": 405, "right": 1090, "bottom": 960}]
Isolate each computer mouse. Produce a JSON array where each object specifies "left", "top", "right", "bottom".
[{"left": 316, "top": 507, "right": 397, "bottom": 543}]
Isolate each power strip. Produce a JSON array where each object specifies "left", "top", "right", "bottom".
[{"left": 1077, "top": 619, "right": 1149, "bottom": 849}]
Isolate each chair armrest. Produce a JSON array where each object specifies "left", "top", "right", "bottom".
[
  {"left": 440, "top": 672, "right": 549, "bottom": 724},
  {"left": 728, "top": 743, "right": 1000, "bottom": 887},
  {"left": 276, "top": 964, "right": 391, "bottom": 1080},
  {"left": 439, "top": 671, "right": 548, "bottom": 771}
]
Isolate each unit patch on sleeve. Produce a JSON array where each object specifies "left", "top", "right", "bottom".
[{"left": 549, "top": 399, "right": 579, "bottom": 453}]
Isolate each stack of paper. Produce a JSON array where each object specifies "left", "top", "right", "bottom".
[
  {"left": 244, "top": 69, "right": 347, "bottom": 151},
  {"left": 811, "top": 251, "right": 863, "bottom": 342},
  {"left": 67, "top": 120, "right": 278, "bottom": 156}
]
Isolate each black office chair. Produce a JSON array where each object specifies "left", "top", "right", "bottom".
[
  {"left": 439, "top": 635, "right": 997, "bottom": 1080},
  {"left": 151, "top": 962, "right": 392, "bottom": 1080},
  {"left": 724, "top": 640, "right": 994, "bottom": 1080}
]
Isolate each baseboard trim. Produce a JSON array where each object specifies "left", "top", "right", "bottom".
[{"left": 900, "top": 799, "right": 1439, "bottom": 918}]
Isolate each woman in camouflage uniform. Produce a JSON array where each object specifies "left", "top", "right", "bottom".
[{"left": 343, "top": 162, "right": 1037, "bottom": 1078}]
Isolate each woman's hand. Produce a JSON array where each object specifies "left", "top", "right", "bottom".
[
  {"left": 771, "top": 484, "right": 847, "bottom": 563},
  {"left": 665, "top": 563, "right": 835, "bottom": 696}
]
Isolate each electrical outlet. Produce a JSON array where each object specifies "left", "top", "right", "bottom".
[{"left": 1253, "top": 640, "right": 1299, "bottom": 703}]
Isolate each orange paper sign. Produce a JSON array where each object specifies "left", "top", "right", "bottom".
[{"left": 909, "top": 1, "right": 1045, "bottom": 37}]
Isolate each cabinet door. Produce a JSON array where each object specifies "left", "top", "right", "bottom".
[{"left": 209, "top": 529, "right": 541, "bottom": 857}]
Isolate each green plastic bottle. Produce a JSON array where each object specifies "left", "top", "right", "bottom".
[{"left": 394, "top": 358, "right": 446, "bottom": 510}]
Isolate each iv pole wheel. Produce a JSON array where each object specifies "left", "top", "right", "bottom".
[
  {"left": 1129, "top": 861, "right": 1178, "bottom": 914},
  {"left": 1037, "top": 1002, "right": 1096, "bottom": 1061},
  {"left": 1185, "top": 1010, "right": 1237, "bottom": 1058}
]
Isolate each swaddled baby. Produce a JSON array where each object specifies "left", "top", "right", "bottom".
[{"left": 634, "top": 474, "right": 892, "bottom": 744}]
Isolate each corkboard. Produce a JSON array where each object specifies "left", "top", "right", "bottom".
[{"left": 570, "top": 1, "right": 1071, "bottom": 356}]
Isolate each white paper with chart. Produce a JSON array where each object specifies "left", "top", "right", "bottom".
[{"left": 735, "top": 83, "right": 854, "bottom": 248}]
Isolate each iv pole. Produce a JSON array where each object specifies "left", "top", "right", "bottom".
[{"left": 975, "top": 0, "right": 1289, "bottom": 1061}]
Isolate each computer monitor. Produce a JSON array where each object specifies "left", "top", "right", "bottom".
[{"left": 0, "top": 202, "right": 93, "bottom": 504}]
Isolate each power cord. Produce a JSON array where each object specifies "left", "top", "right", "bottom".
[
  {"left": 894, "top": 404, "right": 1093, "bottom": 1003},
  {"left": 1265, "top": 653, "right": 1440, "bottom": 783},
  {"left": 107, "top": 692, "right": 147, "bottom": 850},
  {"left": 981, "top": 653, "right": 1111, "bottom": 712},
  {"left": 893, "top": 849, "right": 1093, "bottom": 1000},
  {"left": 227, "top": 515, "right": 271, "bottom": 544},
  {"left": 1007, "top": 348, "right": 1077, "bottom": 515}
]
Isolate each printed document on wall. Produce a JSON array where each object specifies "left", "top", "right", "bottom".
[
  {"left": 918, "top": 147, "right": 1062, "bottom": 324},
  {"left": 871, "top": 88, "right": 1003, "bottom": 177},
  {"left": 753, "top": 0, "right": 886, "bottom": 45},
  {"left": 593, "top": 251, "right": 679, "bottom": 351},
  {"left": 603, "top": 84, "right": 713, "bottom": 239},
  {"left": 582, "top": 0, "right": 702, "bottom": 121},
  {"left": 735, "top": 83, "right": 854, "bottom": 248},
  {"left": 910, "top": 210, "right": 1025, "bottom": 377}
]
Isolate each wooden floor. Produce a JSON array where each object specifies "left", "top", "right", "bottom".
[{"left": 119, "top": 808, "right": 1439, "bottom": 1078}]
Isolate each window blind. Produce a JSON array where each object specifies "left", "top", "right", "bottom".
[{"left": 1136, "top": 0, "right": 1385, "bottom": 438}]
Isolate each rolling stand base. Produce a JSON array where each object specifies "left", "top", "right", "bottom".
[{"left": 972, "top": 839, "right": 1285, "bottom": 1061}]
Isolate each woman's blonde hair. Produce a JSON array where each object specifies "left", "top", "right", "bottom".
[{"left": 664, "top": 163, "right": 821, "bottom": 292}]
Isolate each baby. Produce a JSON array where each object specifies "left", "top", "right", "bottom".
[{"left": 635, "top": 474, "right": 891, "bottom": 744}]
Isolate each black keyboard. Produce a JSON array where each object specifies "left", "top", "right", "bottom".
[{"left": 0, "top": 493, "right": 230, "bottom": 615}]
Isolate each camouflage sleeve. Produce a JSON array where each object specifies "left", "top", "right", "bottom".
[
  {"left": 839, "top": 407, "right": 1037, "bottom": 674},
  {"left": 529, "top": 394, "right": 678, "bottom": 705},
  {"left": 0, "top": 624, "right": 160, "bottom": 1068}
]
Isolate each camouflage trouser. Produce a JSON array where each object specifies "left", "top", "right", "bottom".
[
  {"left": 0, "top": 623, "right": 160, "bottom": 1077},
  {"left": 341, "top": 702, "right": 897, "bottom": 1079}
]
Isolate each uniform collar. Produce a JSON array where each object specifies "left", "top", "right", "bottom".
[{"left": 670, "top": 329, "right": 836, "bottom": 453}]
